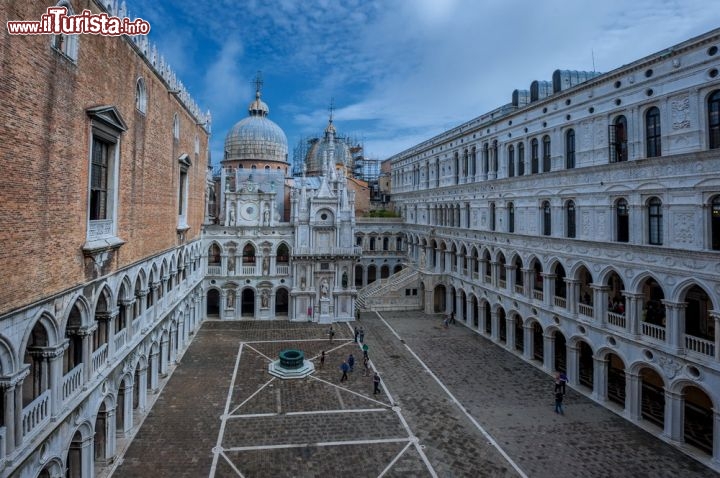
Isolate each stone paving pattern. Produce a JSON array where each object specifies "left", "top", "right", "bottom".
[{"left": 113, "top": 313, "right": 718, "bottom": 478}]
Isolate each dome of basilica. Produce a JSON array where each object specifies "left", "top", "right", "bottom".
[
  {"left": 224, "top": 90, "right": 288, "bottom": 164},
  {"left": 304, "top": 119, "right": 353, "bottom": 175}
]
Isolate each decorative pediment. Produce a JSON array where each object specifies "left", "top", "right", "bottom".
[{"left": 86, "top": 105, "right": 128, "bottom": 132}]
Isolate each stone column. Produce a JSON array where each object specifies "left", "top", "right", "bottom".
[
  {"left": 713, "top": 408, "right": 720, "bottom": 467},
  {"left": 522, "top": 268, "right": 533, "bottom": 298},
  {"left": 711, "top": 311, "right": 720, "bottom": 361},
  {"left": 48, "top": 343, "right": 68, "bottom": 417},
  {"left": 0, "top": 368, "right": 27, "bottom": 454},
  {"left": 566, "top": 343, "right": 579, "bottom": 386},
  {"left": 478, "top": 303, "right": 488, "bottom": 335},
  {"left": 505, "top": 315, "right": 516, "bottom": 350},
  {"left": 543, "top": 333, "right": 555, "bottom": 372},
  {"left": 625, "top": 370, "right": 642, "bottom": 421},
  {"left": 465, "top": 297, "right": 473, "bottom": 326},
  {"left": 507, "top": 265, "right": 517, "bottom": 295},
  {"left": 663, "top": 389, "right": 684, "bottom": 443},
  {"left": 490, "top": 309, "right": 499, "bottom": 342},
  {"left": 542, "top": 273, "right": 555, "bottom": 307},
  {"left": 219, "top": 291, "right": 226, "bottom": 321},
  {"left": 149, "top": 283, "right": 160, "bottom": 324},
  {"left": 624, "top": 292, "right": 643, "bottom": 336},
  {"left": 148, "top": 350, "right": 159, "bottom": 393},
  {"left": 490, "top": 261, "right": 499, "bottom": 287},
  {"left": 592, "top": 355, "right": 609, "bottom": 402},
  {"left": 591, "top": 284, "right": 610, "bottom": 325},
  {"left": 663, "top": 300, "right": 686, "bottom": 354},
  {"left": 566, "top": 279, "right": 579, "bottom": 315},
  {"left": 523, "top": 324, "right": 533, "bottom": 360},
  {"left": 136, "top": 364, "right": 148, "bottom": 413},
  {"left": 68, "top": 432, "right": 94, "bottom": 478}
]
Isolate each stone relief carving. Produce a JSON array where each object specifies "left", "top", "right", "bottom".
[
  {"left": 673, "top": 212, "right": 695, "bottom": 245},
  {"left": 671, "top": 96, "right": 690, "bottom": 129},
  {"left": 658, "top": 355, "right": 682, "bottom": 379}
]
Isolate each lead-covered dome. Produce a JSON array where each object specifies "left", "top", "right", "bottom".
[
  {"left": 224, "top": 90, "right": 288, "bottom": 163},
  {"left": 304, "top": 119, "right": 352, "bottom": 175}
]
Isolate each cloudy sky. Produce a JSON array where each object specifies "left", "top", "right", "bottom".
[{"left": 125, "top": 0, "right": 718, "bottom": 167}]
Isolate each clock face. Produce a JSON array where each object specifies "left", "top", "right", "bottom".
[{"left": 240, "top": 203, "right": 257, "bottom": 221}]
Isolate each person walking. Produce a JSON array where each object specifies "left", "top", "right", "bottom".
[
  {"left": 348, "top": 353, "right": 355, "bottom": 372},
  {"left": 373, "top": 372, "right": 381, "bottom": 394},
  {"left": 340, "top": 361, "right": 349, "bottom": 382},
  {"left": 450, "top": 312, "right": 456, "bottom": 325},
  {"left": 559, "top": 372, "right": 568, "bottom": 394},
  {"left": 354, "top": 326, "right": 359, "bottom": 343},
  {"left": 554, "top": 390, "right": 564, "bottom": 415},
  {"left": 358, "top": 327, "right": 365, "bottom": 343},
  {"left": 328, "top": 326, "right": 335, "bottom": 342},
  {"left": 320, "top": 351, "right": 325, "bottom": 368},
  {"left": 363, "top": 355, "right": 370, "bottom": 376}
]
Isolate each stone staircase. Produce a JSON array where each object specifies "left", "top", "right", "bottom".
[{"left": 356, "top": 266, "right": 419, "bottom": 310}]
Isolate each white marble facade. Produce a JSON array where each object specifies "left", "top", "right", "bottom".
[{"left": 389, "top": 29, "right": 720, "bottom": 467}]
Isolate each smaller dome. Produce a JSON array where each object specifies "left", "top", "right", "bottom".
[{"left": 248, "top": 91, "right": 269, "bottom": 117}]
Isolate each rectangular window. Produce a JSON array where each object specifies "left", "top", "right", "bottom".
[
  {"left": 90, "top": 137, "right": 110, "bottom": 220},
  {"left": 178, "top": 171, "right": 187, "bottom": 215}
]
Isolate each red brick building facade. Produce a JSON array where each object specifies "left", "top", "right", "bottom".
[{"left": 0, "top": 1, "right": 209, "bottom": 476}]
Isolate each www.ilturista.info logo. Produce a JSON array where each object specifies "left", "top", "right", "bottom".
[{"left": 7, "top": 7, "right": 150, "bottom": 36}]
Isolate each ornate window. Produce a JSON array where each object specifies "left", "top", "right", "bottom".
[
  {"left": 616, "top": 198, "right": 629, "bottom": 242},
  {"left": 565, "top": 129, "right": 575, "bottom": 169},
  {"left": 711, "top": 195, "right": 720, "bottom": 250},
  {"left": 645, "top": 107, "right": 661, "bottom": 157},
  {"left": 542, "top": 135, "right": 551, "bottom": 172},
  {"left": 51, "top": 1, "right": 78, "bottom": 61},
  {"left": 609, "top": 115, "right": 628, "bottom": 162},
  {"left": 135, "top": 78, "right": 147, "bottom": 114},
  {"left": 709, "top": 90, "right": 720, "bottom": 149},
  {"left": 566, "top": 200, "right": 576, "bottom": 238},
  {"left": 531, "top": 138, "right": 539, "bottom": 174},
  {"left": 85, "top": 106, "right": 127, "bottom": 248},
  {"left": 542, "top": 201, "right": 551, "bottom": 236},
  {"left": 178, "top": 154, "right": 191, "bottom": 230},
  {"left": 173, "top": 113, "right": 180, "bottom": 140},
  {"left": 508, "top": 145, "right": 515, "bottom": 177},
  {"left": 648, "top": 197, "right": 663, "bottom": 245},
  {"left": 508, "top": 202, "right": 515, "bottom": 233},
  {"left": 482, "top": 143, "right": 489, "bottom": 175},
  {"left": 518, "top": 142, "right": 525, "bottom": 176},
  {"left": 489, "top": 203, "right": 496, "bottom": 231}
]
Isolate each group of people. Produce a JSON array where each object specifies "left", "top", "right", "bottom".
[{"left": 324, "top": 325, "right": 381, "bottom": 395}]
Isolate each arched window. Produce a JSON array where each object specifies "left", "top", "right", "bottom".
[
  {"left": 648, "top": 197, "right": 663, "bottom": 245},
  {"left": 518, "top": 142, "right": 525, "bottom": 176},
  {"left": 566, "top": 200, "right": 576, "bottom": 238},
  {"left": 531, "top": 138, "right": 539, "bottom": 174},
  {"left": 610, "top": 115, "right": 628, "bottom": 162},
  {"left": 508, "top": 202, "right": 515, "bottom": 233},
  {"left": 51, "top": 1, "right": 78, "bottom": 61},
  {"left": 173, "top": 113, "right": 180, "bottom": 140},
  {"left": 489, "top": 203, "right": 496, "bottom": 231},
  {"left": 135, "top": 78, "right": 147, "bottom": 114},
  {"left": 709, "top": 90, "right": 720, "bottom": 149},
  {"left": 645, "top": 107, "right": 661, "bottom": 157},
  {"left": 542, "top": 201, "right": 551, "bottom": 236},
  {"left": 711, "top": 195, "right": 720, "bottom": 250},
  {"left": 508, "top": 145, "right": 515, "bottom": 177},
  {"left": 482, "top": 143, "right": 489, "bottom": 175},
  {"left": 616, "top": 198, "right": 629, "bottom": 242},
  {"left": 565, "top": 129, "right": 575, "bottom": 169},
  {"left": 542, "top": 135, "right": 551, "bottom": 172},
  {"left": 492, "top": 140, "right": 498, "bottom": 173},
  {"left": 264, "top": 165, "right": 270, "bottom": 170}
]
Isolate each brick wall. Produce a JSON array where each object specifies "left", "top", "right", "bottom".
[{"left": 0, "top": 1, "right": 209, "bottom": 315}]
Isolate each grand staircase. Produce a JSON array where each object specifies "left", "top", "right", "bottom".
[{"left": 356, "top": 266, "right": 419, "bottom": 310}]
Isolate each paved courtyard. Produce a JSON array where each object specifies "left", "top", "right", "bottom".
[{"left": 111, "top": 311, "right": 717, "bottom": 477}]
